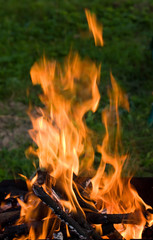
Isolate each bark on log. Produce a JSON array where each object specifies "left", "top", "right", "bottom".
[
  {"left": 102, "top": 223, "right": 125, "bottom": 239},
  {"left": 33, "top": 184, "right": 102, "bottom": 240},
  {"left": 33, "top": 184, "right": 89, "bottom": 240},
  {"left": 0, "top": 223, "right": 29, "bottom": 240},
  {"left": 86, "top": 210, "right": 142, "bottom": 225},
  {"left": 0, "top": 210, "right": 20, "bottom": 228}
]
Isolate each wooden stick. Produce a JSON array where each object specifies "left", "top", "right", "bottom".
[
  {"left": 0, "top": 223, "right": 29, "bottom": 240},
  {"left": 102, "top": 223, "right": 125, "bottom": 239},
  {"left": 33, "top": 184, "right": 89, "bottom": 240},
  {"left": 0, "top": 210, "right": 20, "bottom": 228},
  {"left": 33, "top": 184, "right": 103, "bottom": 240},
  {"left": 86, "top": 209, "right": 142, "bottom": 225}
]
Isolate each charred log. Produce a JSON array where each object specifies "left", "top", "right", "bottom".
[
  {"left": 0, "top": 223, "right": 29, "bottom": 240},
  {"left": 33, "top": 184, "right": 103, "bottom": 240},
  {"left": 86, "top": 209, "right": 142, "bottom": 225},
  {"left": 102, "top": 223, "right": 125, "bottom": 239},
  {"left": 0, "top": 210, "right": 20, "bottom": 228},
  {"left": 33, "top": 184, "right": 89, "bottom": 239},
  {"left": 0, "top": 179, "right": 27, "bottom": 201}
]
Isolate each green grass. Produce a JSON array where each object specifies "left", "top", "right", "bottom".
[
  {"left": 0, "top": 144, "right": 34, "bottom": 180},
  {"left": 0, "top": 0, "right": 153, "bottom": 180}
]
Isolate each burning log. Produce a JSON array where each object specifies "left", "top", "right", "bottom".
[
  {"left": 33, "top": 184, "right": 102, "bottom": 240},
  {"left": 33, "top": 184, "right": 89, "bottom": 239},
  {"left": 86, "top": 209, "right": 142, "bottom": 225},
  {"left": 0, "top": 8, "right": 152, "bottom": 240},
  {"left": 0, "top": 179, "right": 27, "bottom": 201},
  {"left": 34, "top": 169, "right": 98, "bottom": 215},
  {"left": 0, "top": 209, "right": 20, "bottom": 228},
  {"left": 0, "top": 223, "right": 29, "bottom": 240},
  {"left": 73, "top": 184, "right": 98, "bottom": 214},
  {"left": 102, "top": 223, "right": 125, "bottom": 240},
  {"left": 0, "top": 178, "right": 152, "bottom": 239},
  {"left": 33, "top": 183, "right": 139, "bottom": 240}
]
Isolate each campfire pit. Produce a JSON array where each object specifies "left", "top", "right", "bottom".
[
  {"left": 0, "top": 174, "right": 153, "bottom": 239},
  {"left": 0, "top": 9, "right": 152, "bottom": 240}
]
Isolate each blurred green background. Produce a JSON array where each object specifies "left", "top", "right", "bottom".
[{"left": 0, "top": 0, "right": 153, "bottom": 180}]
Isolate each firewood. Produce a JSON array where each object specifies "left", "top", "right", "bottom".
[
  {"left": 0, "top": 210, "right": 20, "bottom": 228},
  {"left": 0, "top": 177, "right": 152, "bottom": 239},
  {"left": 33, "top": 184, "right": 102, "bottom": 240},
  {"left": 1, "top": 221, "right": 51, "bottom": 240},
  {"left": 70, "top": 204, "right": 102, "bottom": 240},
  {"left": 33, "top": 170, "right": 97, "bottom": 214},
  {"left": 102, "top": 223, "right": 125, "bottom": 239},
  {"left": 30, "top": 168, "right": 54, "bottom": 187},
  {"left": 0, "top": 203, "right": 20, "bottom": 213},
  {"left": 0, "top": 223, "right": 29, "bottom": 240},
  {"left": 86, "top": 209, "right": 142, "bottom": 225},
  {"left": 0, "top": 179, "right": 28, "bottom": 201},
  {"left": 33, "top": 184, "right": 89, "bottom": 239},
  {"left": 73, "top": 185, "right": 98, "bottom": 214}
]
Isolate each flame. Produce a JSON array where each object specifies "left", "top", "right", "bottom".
[
  {"left": 85, "top": 9, "right": 104, "bottom": 46},
  {"left": 14, "top": 9, "right": 152, "bottom": 240},
  {"left": 29, "top": 53, "right": 101, "bottom": 211},
  {"left": 5, "top": 193, "right": 11, "bottom": 200},
  {"left": 90, "top": 73, "right": 149, "bottom": 239}
]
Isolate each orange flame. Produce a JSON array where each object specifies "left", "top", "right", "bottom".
[
  {"left": 90, "top": 73, "right": 149, "bottom": 239},
  {"left": 29, "top": 52, "right": 101, "bottom": 215},
  {"left": 5, "top": 193, "right": 11, "bottom": 200},
  {"left": 14, "top": 9, "right": 152, "bottom": 240},
  {"left": 85, "top": 9, "right": 104, "bottom": 46}
]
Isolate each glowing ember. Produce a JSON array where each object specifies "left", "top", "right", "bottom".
[{"left": 15, "top": 9, "right": 152, "bottom": 240}]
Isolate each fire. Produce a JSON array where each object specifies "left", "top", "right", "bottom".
[
  {"left": 29, "top": 52, "right": 101, "bottom": 214},
  {"left": 85, "top": 9, "right": 104, "bottom": 46},
  {"left": 15, "top": 9, "right": 152, "bottom": 240}
]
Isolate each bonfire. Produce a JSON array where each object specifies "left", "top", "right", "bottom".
[{"left": 0, "top": 9, "right": 152, "bottom": 240}]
